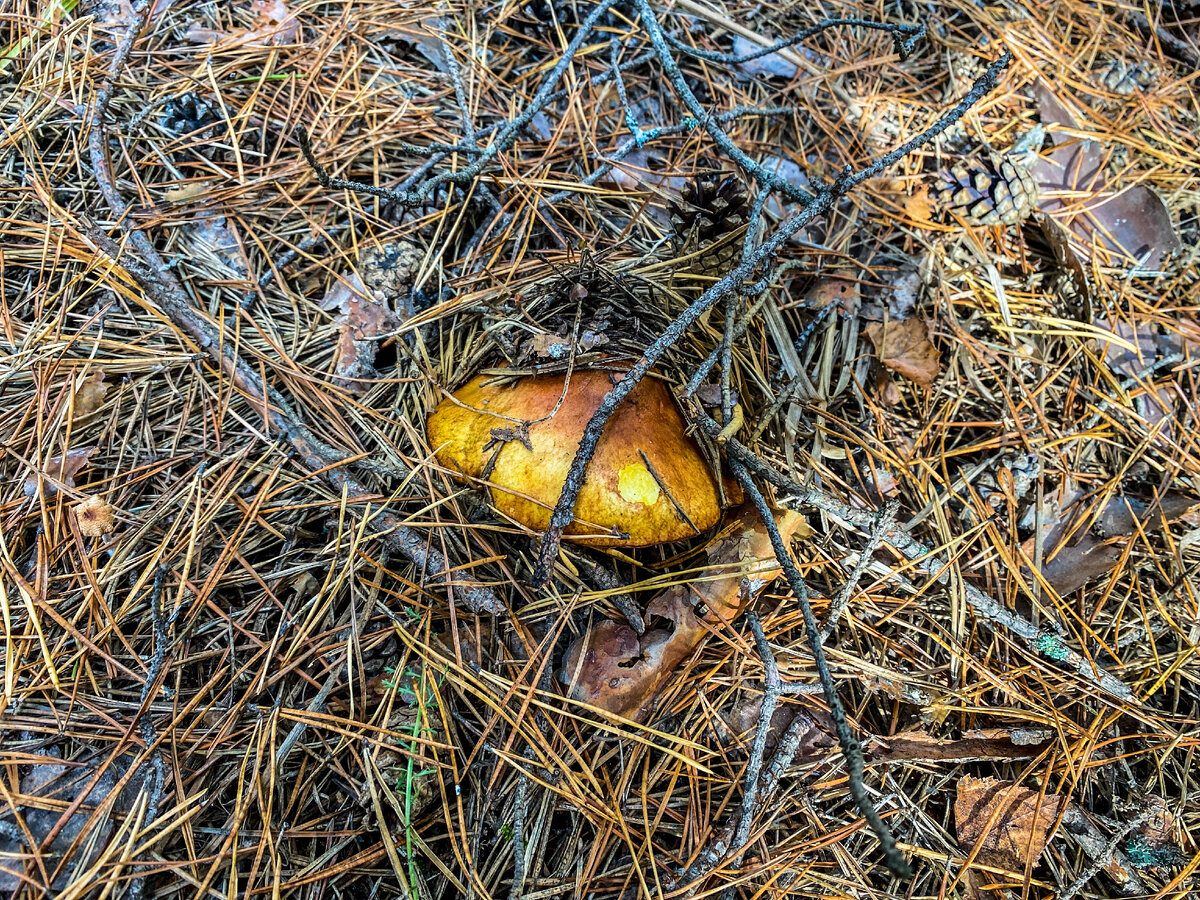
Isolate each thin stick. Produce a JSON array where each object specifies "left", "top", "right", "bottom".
[
  {"left": 574, "top": 555, "right": 645, "bottom": 635},
  {"left": 820, "top": 500, "right": 898, "bottom": 641},
  {"left": 540, "top": 104, "right": 789, "bottom": 209},
  {"left": 702, "top": 422, "right": 1132, "bottom": 700},
  {"left": 664, "top": 16, "right": 926, "bottom": 68},
  {"left": 508, "top": 768, "right": 530, "bottom": 900},
  {"left": 83, "top": 7, "right": 502, "bottom": 615},
  {"left": 1058, "top": 808, "right": 1153, "bottom": 900},
  {"left": 127, "top": 564, "right": 172, "bottom": 900},
  {"left": 683, "top": 260, "right": 804, "bottom": 398},
  {"left": 296, "top": 0, "right": 622, "bottom": 207},
  {"left": 677, "top": 698, "right": 820, "bottom": 887},
  {"left": 720, "top": 611, "right": 782, "bottom": 896},
  {"left": 730, "top": 460, "right": 912, "bottom": 878}
]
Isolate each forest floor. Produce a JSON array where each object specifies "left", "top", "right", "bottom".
[{"left": 1, "top": 0, "right": 1198, "bottom": 898}]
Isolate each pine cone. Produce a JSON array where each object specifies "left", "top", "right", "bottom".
[
  {"left": 943, "top": 50, "right": 987, "bottom": 100},
  {"left": 668, "top": 173, "right": 749, "bottom": 277},
  {"left": 161, "top": 92, "right": 222, "bottom": 139},
  {"left": 936, "top": 154, "right": 1039, "bottom": 227},
  {"left": 669, "top": 174, "right": 748, "bottom": 241},
  {"left": 1096, "top": 58, "right": 1159, "bottom": 95}
]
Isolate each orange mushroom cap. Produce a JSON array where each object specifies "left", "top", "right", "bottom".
[{"left": 427, "top": 369, "right": 723, "bottom": 547}]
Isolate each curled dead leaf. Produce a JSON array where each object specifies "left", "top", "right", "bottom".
[
  {"left": 864, "top": 317, "right": 941, "bottom": 387},
  {"left": 731, "top": 34, "right": 797, "bottom": 80},
  {"left": 183, "top": 0, "right": 300, "bottom": 46},
  {"left": 560, "top": 504, "right": 803, "bottom": 722},
  {"left": 1093, "top": 317, "right": 1188, "bottom": 438},
  {"left": 24, "top": 448, "right": 94, "bottom": 497},
  {"left": 955, "top": 775, "right": 1064, "bottom": 870},
  {"left": 248, "top": 0, "right": 301, "bottom": 45},
  {"left": 1033, "top": 209, "right": 1091, "bottom": 309},
  {"left": 711, "top": 697, "right": 834, "bottom": 759}
]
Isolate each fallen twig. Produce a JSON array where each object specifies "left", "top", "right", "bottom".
[
  {"left": 529, "top": 44, "right": 1014, "bottom": 587},
  {"left": 730, "top": 460, "right": 912, "bottom": 877},
  {"left": 703, "top": 423, "right": 1134, "bottom": 700},
  {"left": 83, "top": 3, "right": 502, "bottom": 614}
]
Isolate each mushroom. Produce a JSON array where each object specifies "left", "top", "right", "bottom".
[{"left": 427, "top": 369, "right": 726, "bottom": 546}]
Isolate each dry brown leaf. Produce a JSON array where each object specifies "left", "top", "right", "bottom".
[
  {"left": 247, "top": 0, "right": 300, "bottom": 45},
  {"left": 290, "top": 571, "right": 320, "bottom": 604},
  {"left": 601, "top": 146, "right": 679, "bottom": 192},
  {"left": 903, "top": 183, "right": 935, "bottom": 223},
  {"left": 23, "top": 448, "right": 94, "bottom": 497},
  {"left": 1030, "top": 83, "right": 1180, "bottom": 273},
  {"left": 528, "top": 332, "right": 572, "bottom": 359},
  {"left": 560, "top": 504, "right": 803, "bottom": 722},
  {"left": 186, "top": 215, "right": 248, "bottom": 278},
  {"left": 803, "top": 277, "right": 859, "bottom": 314},
  {"left": 321, "top": 273, "right": 401, "bottom": 391},
  {"left": 732, "top": 34, "right": 797, "bottom": 80},
  {"left": 955, "top": 775, "right": 1064, "bottom": 870},
  {"left": 864, "top": 317, "right": 941, "bottom": 386},
  {"left": 72, "top": 372, "right": 109, "bottom": 422},
  {"left": 75, "top": 495, "right": 116, "bottom": 538},
  {"left": 184, "top": 0, "right": 300, "bottom": 46},
  {"left": 1033, "top": 209, "right": 1091, "bottom": 308},
  {"left": 1021, "top": 485, "right": 1197, "bottom": 595}
]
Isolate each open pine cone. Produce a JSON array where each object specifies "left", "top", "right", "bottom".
[
  {"left": 668, "top": 174, "right": 748, "bottom": 240},
  {"left": 935, "top": 154, "right": 1039, "bottom": 227},
  {"left": 668, "top": 173, "right": 749, "bottom": 277},
  {"left": 161, "top": 92, "right": 222, "bottom": 139}
]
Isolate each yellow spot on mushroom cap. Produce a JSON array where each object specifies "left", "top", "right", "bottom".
[{"left": 618, "top": 463, "right": 660, "bottom": 505}]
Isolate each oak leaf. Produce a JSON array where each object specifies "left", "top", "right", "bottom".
[
  {"left": 955, "top": 776, "right": 1064, "bottom": 870},
  {"left": 560, "top": 504, "right": 803, "bottom": 722},
  {"left": 864, "top": 317, "right": 941, "bottom": 386}
]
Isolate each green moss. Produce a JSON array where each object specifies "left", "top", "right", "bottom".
[
  {"left": 1034, "top": 632, "right": 1070, "bottom": 661},
  {"left": 1123, "top": 836, "right": 1183, "bottom": 869}
]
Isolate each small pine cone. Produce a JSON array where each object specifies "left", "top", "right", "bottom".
[
  {"left": 668, "top": 173, "right": 748, "bottom": 276},
  {"left": 668, "top": 174, "right": 749, "bottom": 244},
  {"left": 936, "top": 154, "right": 1039, "bottom": 227},
  {"left": 161, "top": 92, "right": 222, "bottom": 138},
  {"left": 1096, "top": 58, "right": 1159, "bottom": 95},
  {"left": 359, "top": 241, "right": 422, "bottom": 303}
]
